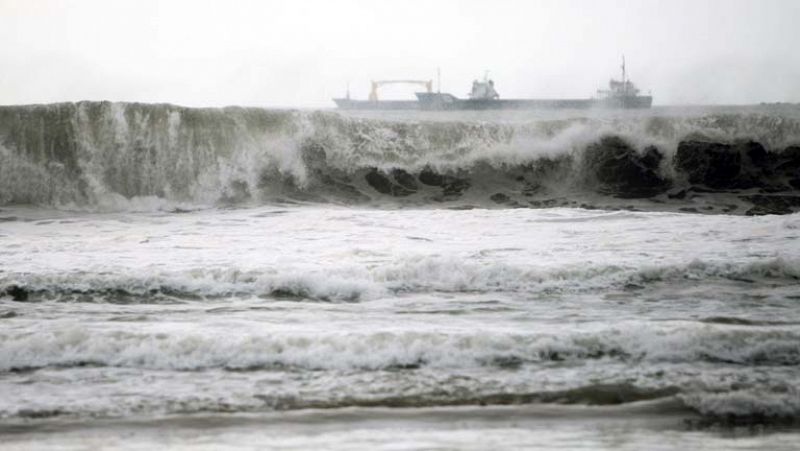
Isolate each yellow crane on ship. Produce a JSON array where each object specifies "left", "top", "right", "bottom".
[{"left": 368, "top": 80, "right": 433, "bottom": 101}]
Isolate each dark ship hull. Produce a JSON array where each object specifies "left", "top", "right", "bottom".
[
  {"left": 415, "top": 93, "right": 652, "bottom": 110},
  {"left": 334, "top": 94, "right": 653, "bottom": 111},
  {"left": 332, "top": 98, "right": 419, "bottom": 110},
  {"left": 592, "top": 95, "right": 653, "bottom": 109}
]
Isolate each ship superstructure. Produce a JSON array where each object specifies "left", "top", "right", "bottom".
[{"left": 594, "top": 56, "right": 653, "bottom": 108}]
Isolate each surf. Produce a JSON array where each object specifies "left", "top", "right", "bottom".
[{"left": 1, "top": 102, "right": 799, "bottom": 214}]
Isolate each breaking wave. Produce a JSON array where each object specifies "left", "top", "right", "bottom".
[
  {"left": 3, "top": 323, "right": 799, "bottom": 372},
  {"left": 1, "top": 102, "right": 800, "bottom": 214},
  {"left": 1, "top": 322, "right": 798, "bottom": 423},
  {"left": 3, "top": 257, "right": 798, "bottom": 303}
]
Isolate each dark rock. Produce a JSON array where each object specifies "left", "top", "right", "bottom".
[
  {"left": 675, "top": 141, "right": 744, "bottom": 189},
  {"left": 490, "top": 193, "right": 511, "bottom": 204},
  {"left": 774, "top": 147, "right": 800, "bottom": 190},
  {"left": 441, "top": 179, "right": 470, "bottom": 197},
  {"left": 688, "top": 186, "right": 718, "bottom": 193},
  {"left": 584, "top": 136, "right": 670, "bottom": 198},
  {"left": 365, "top": 169, "right": 414, "bottom": 197},
  {"left": 668, "top": 190, "right": 687, "bottom": 199},
  {"left": 640, "top": 145, "right": 663, "bottom": 169},
  {"left": 775, "top": 146, "right": 800, "bottom": 173},
  {"left": 741, "top": 194, "right": 800, "bottom": 215},
  {"left": 418, "top": 168, "right": 444, "bottom": 186},
  {"left": 742, "top": 141, "right": 768, "bottom": 168},
  {"left": 5, "top": 285, "right": 29, "bottom": 302},
  {"left": 745, "top": 205, "right": 788, "bottom": 216},
  {"left": 531, "top": 198, "right": 561, "bottom": 208},
  {"left": 391, "top": 169, "right": 418, "bottom": 192},
  {"left": 674, "top": 140, "right": 783, "bottom": 190},
  {"left": 418, "top": 167, "right": 470, "bottom": 197},
  {"left": 521, "top": 181, "right": 541, "bottom": 196},
  {"left": 365, "top": 169, "right": 393, "bottom": 194}
]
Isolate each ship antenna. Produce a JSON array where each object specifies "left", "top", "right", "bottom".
[{"left": 621, "top": 55, "right": 626, "bottom": 92}]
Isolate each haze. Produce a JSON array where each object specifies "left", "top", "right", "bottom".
[{"left": 1, "top": 0, "right": 798, "bottom": 107}]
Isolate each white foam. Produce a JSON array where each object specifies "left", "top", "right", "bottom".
[
  {"left": 1, "top": 321, "right": 797, "bottom": 372},
  {"left": 3, "top": 103, "right": 800, "bottom": 208}
]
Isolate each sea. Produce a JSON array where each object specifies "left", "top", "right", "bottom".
[{"left": 0, "top": 102, "right": 799, "bottom": 450}]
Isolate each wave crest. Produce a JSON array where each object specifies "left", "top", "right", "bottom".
[{"left": 1, "top": 102, "right": 800, "bottom": 214}]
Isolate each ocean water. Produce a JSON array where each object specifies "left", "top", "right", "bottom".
[{"left": 1, "top": 103, "right": 799, "bottom": 449}]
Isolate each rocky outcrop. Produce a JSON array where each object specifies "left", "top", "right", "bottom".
[
  {"left": 674, "top": 140, "right": 798, "bottom": 191},
  {"left": 4, "top": 285, "right": 29, "bottom": 301},
  {"left": 675, "top": 141, "right": 747, "bottom": 189},
  {"left": 584, "top": 136, "right": 670, "bottom": 198},
  {"left": 742, "top": 194, "right": 800, "bottom": 216}
]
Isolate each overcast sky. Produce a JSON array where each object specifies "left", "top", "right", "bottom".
[{"left": 1, "top": 0, "right": 798, "bottom": 107}]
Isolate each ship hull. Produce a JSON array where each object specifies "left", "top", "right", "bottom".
[
  {"left": 333, "top": 94, "right": 653, "bottom": 111},
  {"left": 592, "top": 95, "right": 653, "bottom": 109},
  {"left": 415, "top": 93, "right": 652, "bottom": 110},
  {"left": 332, "top": 98, "right": 419, "bottom": 110}
]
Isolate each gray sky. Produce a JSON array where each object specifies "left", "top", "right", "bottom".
[{"left": 1, "top": 0, "right": 798, "bottom": 107}]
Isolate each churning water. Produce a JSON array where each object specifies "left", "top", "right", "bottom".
[{"left": 1, "top": 103, "right": 799, "bottom": 449}]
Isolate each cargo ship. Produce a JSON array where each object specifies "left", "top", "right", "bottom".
[{"left": 333, "top": 58, "right": 652, "bottom": 110}]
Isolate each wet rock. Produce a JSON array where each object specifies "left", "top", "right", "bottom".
[
  {"left": 745, "top": 206, "right": 784, "bottom": 216},
  {"left": 365, "top": 169, "right": 414, "bottom": 197},
  {"left": 584, "top": 136, "right": 670, "bottom": 198},
  {"left": 441, "top": 179, "right": 470, "bottom": 197},
  {"left": 775, "top": 146, "right": 800, "bottom": 171},
  {"left": 417, "top": 167, "right": 469, "bottom": 197},
  {"left": 667, "top": 190, "right": 687, "bottom": 199},
  {"left": 741, "top": 194, "right": 800, "bottom": 215},
  {"left": 674, "top": 140, "right": 779, "bottom": 190},
  {"left": 640, "top": 145, "right": 664, "bottom": 169},
  {"left": 391, "top": 169, "right": 418, "bottom": 192},
  {"left": 5, "top": 285, "right": 29, "bottom": 301},
  {"left": 490, "top": 193, "right": 511, "bottom": 204},
  {"left": 521, "top": 181, "right": 541, "bottom": 196},
  {"left": 530, "top": 198, "right": 562, "bottom": 208},
  {"left": 675, "top": 141, "right": 743, "bottom": 189},
  {"left": 418, "top": 167, "right": 445, "bottom": 186},
  {"left": 743, "top": 141, "right": 768, "bottom": 168},
  {"left": 365, "top": 169, "right": 393, "bottom": 195}
]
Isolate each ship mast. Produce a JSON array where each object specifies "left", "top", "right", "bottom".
[{"left": 621, "top": 55, "right": 626, "bottom": 94}]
